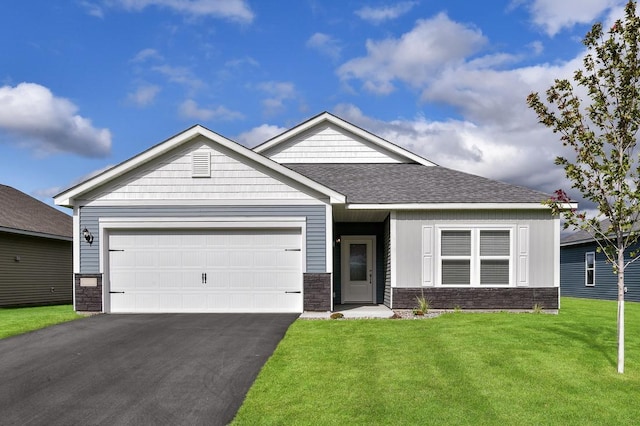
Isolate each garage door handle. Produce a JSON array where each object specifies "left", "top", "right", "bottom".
[
  {"left": 285, "top": 248, "right": 301, "bottom": 251},
  {"left": 109, "top": 291, "right": 125, "bottom": 294},
  {"left": 285, "top": 291, "right": 301, "bottom": 294}
]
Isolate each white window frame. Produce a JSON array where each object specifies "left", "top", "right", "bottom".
[
  {"left": 436, "top": 225, "right": 514, "bottom": 287},
  {"left": 585, "top": 251, "right": 595, "bottom": 287},
  {"left": 439, "top": 229, "right": 472, "bottom": 285}
]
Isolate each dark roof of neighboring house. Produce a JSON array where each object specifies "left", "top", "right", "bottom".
[
  {"left": 285, "top": 163, "right": 549, "bottom": 204},
  {"left": 561, "top": 218, "right": 640, "bottom": 246},
  {"left": 0, "top": 185, "right": 72, "bottom": 239}
]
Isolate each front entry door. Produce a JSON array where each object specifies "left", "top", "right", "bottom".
[{"left": 341, "top": 236, "right": 375, "bottom": 303}]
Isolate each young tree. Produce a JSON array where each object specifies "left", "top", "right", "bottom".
[{"left": 527, "top": 0, "right": 640, "bottom": 374}]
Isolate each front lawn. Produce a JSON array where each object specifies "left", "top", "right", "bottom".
[
  {"left": 233, "top": 298, "right": 640, "bottom": 425},
  {"left": 0, "top": 305, "right": 82, "bottom": 339}
]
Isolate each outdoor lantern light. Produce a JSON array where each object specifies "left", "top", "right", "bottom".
[{"left": 82, "top": 228, "right": 94, "bottom": 245}]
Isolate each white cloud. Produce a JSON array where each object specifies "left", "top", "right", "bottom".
[
  {"left": 236, "top": 124, "right": 287, "bottom": 147},
  {"left": 80, "top": 1, "right": 105, "bottom": 17},
  {"left": 178, "top": 99, "right": 243, "bottom": 121},
  {"left": 224, "top": 56, "right": 259, "bottom": 69},
  {"left": 0, "top": 83, "right": 111, "bottom": 157},
  {"left": 528, "top": 40, "right": 544, "bottom": 55},
  {"left": 355, "top": 1, "right": 417, "bottom": 24},
  {"left": 127, "top": 84, "right": 161, "bottom": 106},
  {"left": 130, "top": 48, "right": 163, "bottom": 63},
  {"left": 152, "top": 64, "right": 204, "bottom": 89},
  {"left": 256, "top": 81, "right": 297, "bottom": 115},
  {"left": 338, "top": 13, "right": 487, "bottom": 94},
  {"left": 306, "top": 33, "right": 342, "bottom": 60},
  {"left": 523, "top": 0, "right": 624, "bottom": 36},
  {"left": 333, "top": 103, "right": 568, "bottom": 197},
  {"left": 110, "top": 0, "right": 255, "bottom": 23}
]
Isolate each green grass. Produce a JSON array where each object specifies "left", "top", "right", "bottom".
[
  {"left": 0, "top": 305, "right": 83, "bottom": 339},
  {"left": 233, "top": 298, "right": 640, "bottom": 425}
]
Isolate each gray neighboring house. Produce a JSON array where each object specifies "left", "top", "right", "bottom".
[
  {"left": 560, "top": 221, "right": 640, "bottom": 302},
  {"left": 54, "top": 112, "right": 561, "bottom": 314},
  {"left": 0, "top": 185, "right": 73, "bottom": 307}
]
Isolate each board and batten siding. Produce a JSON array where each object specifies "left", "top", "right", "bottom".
[
  {"left": 394, "top": 210, "right": 556, "bottom": 288},
  {"left": 78, "top": 205, "right": 326, "bottom": 274},
  {"left": 82, "top": 136, "right": 324, "bottom": 203},
  {"left": 560, "top": 241, "right": 640, "bottom": 302},
  {"left": 262, "top": 123, "right": 409, "bottom": 164},
  {"left": 0, "top": 232, "right": 72, "bottom": 307}
]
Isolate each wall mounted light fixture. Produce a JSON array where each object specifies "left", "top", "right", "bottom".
[{"left": 82, "top": 228, "right": 94, "bottom": 245}]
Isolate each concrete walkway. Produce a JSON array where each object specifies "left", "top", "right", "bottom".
[{"left": 300, "top": 304, "right": 394, "bottom": 319}]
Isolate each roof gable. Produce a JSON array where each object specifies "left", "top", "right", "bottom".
[
  {"left": 0, "top": 185, "right": 72, "bottom": 239},
  {"left": 81, "top": 136, "right": 329, "bottom": 204},
  {"left": 254, "top": 112, "right": 436, "bottom": 166},
  {"left": 54, "top": 125, "right": 345, "bottom": 207}
]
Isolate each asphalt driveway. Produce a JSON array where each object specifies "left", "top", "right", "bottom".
[{"left": 0, "top": 313, "right": 298, "bottom": 426}]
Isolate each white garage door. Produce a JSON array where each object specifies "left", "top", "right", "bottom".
[{"left": 107, "top": 228, "right": 303, "bottom": 313}]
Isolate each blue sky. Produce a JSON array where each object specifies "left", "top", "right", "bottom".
[{"left": 0, "top": 0, "right": 631, "bottom": 211}]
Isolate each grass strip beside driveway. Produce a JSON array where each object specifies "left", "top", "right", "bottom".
[
  {"left": 233, "top": 298, "right": 640, "bottom": 425},
  {"left": 0, "top": 305, "right": 82, "bottom": 339}
]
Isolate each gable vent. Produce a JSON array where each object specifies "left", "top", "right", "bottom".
[{"left": 192, "top": 152, "right": 211, "bottom": 177}]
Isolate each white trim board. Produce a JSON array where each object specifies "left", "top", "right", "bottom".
[{"left": 346, "top": 203, "right": 570, "bottom": 210}]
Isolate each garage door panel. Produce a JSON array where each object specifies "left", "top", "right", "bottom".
[{"left": 108, "top": 228, "right": 303, "bottom": 313}]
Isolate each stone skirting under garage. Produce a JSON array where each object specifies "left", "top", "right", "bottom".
[
  {"left": 392, "top": 287, "right": 559, "bottom": 310},
  {"left": 303, "top": 273, "right": 331, "bottom": 311},
  {"left": 75, "top": 274, "right": 103, "bottom": 312}
]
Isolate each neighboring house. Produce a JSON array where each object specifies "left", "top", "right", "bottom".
[
  {"left": 560, "top": 222, "right": 640, "bottom": 302},
  {"left": 0, "top": 185, "right": 73, "bottom": 307},
  {"left": 54, "top": 112, "right": 560, "bottom": 313}
]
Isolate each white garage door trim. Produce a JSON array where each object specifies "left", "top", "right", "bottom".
[{"left": 99, "top": 217, "right": 306, "bottom": 313}]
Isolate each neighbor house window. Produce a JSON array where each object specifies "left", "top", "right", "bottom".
[
  {"left": 585, "top": 252, "right": 595, "bottom": 286},
  {"left": 439, "top": 228, "right": 512, "bottom": 286}
]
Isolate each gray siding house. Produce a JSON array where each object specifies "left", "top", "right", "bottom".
[
  {"left": 560, "top": 225, "right": 640, "bottom": 302},
  {"left": 0, "top": 185, "right": 73, "bottom": 307},
  {"left": 54, "top": 112, "right": 561, "bottom": 313}
]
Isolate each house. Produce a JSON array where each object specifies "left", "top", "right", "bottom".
[
  {"left": 560, "top": 222, "right": 640, "bottom": 302},
  {"left": 54, "top": 112, "right": 560, "bottom": 313},
  {"left": 0, "top": 185, "right": 73, "bottom": 307}
]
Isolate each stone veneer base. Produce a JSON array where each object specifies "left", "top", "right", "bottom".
[
  {"left": 303, "top": 273, "right": 331, "bottom": 311},
  {"left": 392, "top": 287, "right": 559, "bottom": 310},
  {"left": 75, "top": 274, "right": 103, "bottom": 312}
]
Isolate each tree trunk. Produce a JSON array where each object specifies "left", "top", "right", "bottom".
[{"left": 617, "top": 246, "right": 625, "bottom": 374}]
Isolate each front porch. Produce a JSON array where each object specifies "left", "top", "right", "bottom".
[{"left": 332, "top": 219, "right": 389, "bottom": 307}]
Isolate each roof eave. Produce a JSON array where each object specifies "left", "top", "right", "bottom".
[
  {"left": 345, "top": 202, "right": 555, "bottom": 210},
  {"left": 0, "top": 226, "right": 72, "bottom": 241}
]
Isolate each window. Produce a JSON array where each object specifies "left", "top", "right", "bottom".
[
  {"left": 585, "top": 252, "right": 595, "bottom": 286},
  {"left": 441, "top": 230, "right": 471, "bottom": 285},
  {"left": 439, "top": 228, "right": 512, "bottom": 286},
  {"left": 479, "top": 230, "right": 510, "bottom": 285}
]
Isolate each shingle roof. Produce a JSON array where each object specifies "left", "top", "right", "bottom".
[
  {"left": 560, "top": 218, "right": 640, "bottom": 245},
  {"left": 285, "top": 163, "right": 549, "bottom": 204},
  {"left": 0, "top": 185, "right": 72, "bottom": 239}
]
